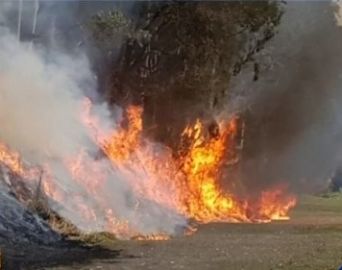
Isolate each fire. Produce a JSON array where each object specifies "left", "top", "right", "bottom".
[
  {"left": 103, "top": 105, "right": 143, "bottom": 161},
  {"left": 0, "top": 99, "right": 297, "bottom": 240},
  {"left": 95, "top": 104, "right": 296, "bottom": 225},
  {"left": 258, "top": 185, "right": 297, "bottom": 221},
  {"left": 0, "top": 142, "right": 25, "bottom": 175},
  {"left": 178, "top": 119, "right": 248, "bottom": 222}
]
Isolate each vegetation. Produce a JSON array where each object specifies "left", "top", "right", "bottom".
[{"left": 88, "top": 1, "right": 284, "bottom": 148}]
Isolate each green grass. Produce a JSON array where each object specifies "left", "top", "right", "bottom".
[{"left": 294, "top": 193, "right": 342, "bottom": 215}]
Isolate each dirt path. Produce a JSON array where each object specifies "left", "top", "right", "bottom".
[
  {"left": 43, "top": 222, "right": 342, "bottom": 270},
  {"left": 16, "top": 195, "right": 342, "bottom": 270}
]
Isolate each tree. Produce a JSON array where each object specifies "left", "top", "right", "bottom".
[{"left": 88, "top": 1, "right": 284, "bottom": 149}]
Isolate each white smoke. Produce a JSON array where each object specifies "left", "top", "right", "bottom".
[
  {"left": 0, "top": 29, "right": 94, "bottom": 164},
  {"left": 333, "top": 0, "right": 342, "bottom": 26},
  {"left": 0, "top": 3, "right": 186, "bottom": 238}
]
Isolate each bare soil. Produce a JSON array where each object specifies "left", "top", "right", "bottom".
[{"left": 8, "top": 195, "right": 342, "bottom": 270}]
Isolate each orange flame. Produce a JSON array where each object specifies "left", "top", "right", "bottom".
[
  {"left": 98, "top": 104, "right": 296, "bottom": 226},
  {"left": 0, "top": 143, "right": 25, "bottom": 175},
  {"left": 258, "top": 185, "right": 297, "bottom": 221},
  {"left": 0, "top": 99, "right": 297, "bottom": 240},
  {"left": 178, "top": 119, "right": 247, "bottom": 222},
  {"left": 103, "top": 105, "right": 143, "bottom": 162}
]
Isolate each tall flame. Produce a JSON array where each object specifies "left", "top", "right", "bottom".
[
  {"left": 93, "top": 102, "right": 296, "bottom": 225},
  {"left": 0, "top": 99, "right": 297, "bottom": 239},
  {"left": 178, "top": 119, "right": 247, "bottom": 222}
]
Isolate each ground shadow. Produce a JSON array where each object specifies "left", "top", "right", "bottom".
[{"left": 1, "top": 238, "right": 125, "bottom": 270}]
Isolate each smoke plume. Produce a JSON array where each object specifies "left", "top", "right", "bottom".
[
  {"left": 0, "top": 1, "right": 186, "bottom": 238},
  {"left": 230, "top": 1, "right": 342, "bottom": 193}
]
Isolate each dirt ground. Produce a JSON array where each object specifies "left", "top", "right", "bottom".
[{"left": 16, "top": 195, "right": 342, "bottom": 270}]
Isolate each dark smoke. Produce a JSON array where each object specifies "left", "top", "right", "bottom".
[{"left": 231, "top": 1, "right": 342, "bottom": 193}]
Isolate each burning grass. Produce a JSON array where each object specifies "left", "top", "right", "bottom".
[
  {"left": 0, "top": 99, "right": 297, "bottom": 240},
  {"left": 94, "top": 104, "right": 296, "bottom": 225}
]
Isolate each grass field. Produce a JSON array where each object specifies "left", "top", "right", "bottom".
[{"left": 45, "top": 194, "right": 342, "bottom": 270}]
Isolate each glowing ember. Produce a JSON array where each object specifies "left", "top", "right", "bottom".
[{"left": 0, "top": 99, "right": 297, "bottom": 240}]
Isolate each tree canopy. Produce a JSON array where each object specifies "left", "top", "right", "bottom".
[{"left": 88, "top": 1, "right": 283, "bottom": 148}]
